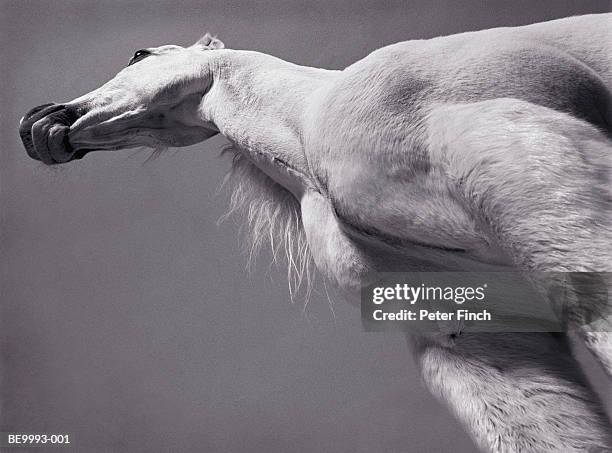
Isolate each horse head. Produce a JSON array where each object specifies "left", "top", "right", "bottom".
[{"left": 20, "top": 34, "right": 224, "bottom": 165}]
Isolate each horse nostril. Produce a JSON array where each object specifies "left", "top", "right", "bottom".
[
  {"left": 51, "top": 105, "right": 78, "bottom": 127},
  {"left": 22, "top": 103, "right": 57, "bottom": 124}
]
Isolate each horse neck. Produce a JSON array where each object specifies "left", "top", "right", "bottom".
[{"left": 202, "top": 49, "right": 338, "bottom": 155}]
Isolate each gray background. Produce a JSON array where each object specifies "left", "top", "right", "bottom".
[{"left": 1, "top": 1, "right": 610, "bottom": 452}]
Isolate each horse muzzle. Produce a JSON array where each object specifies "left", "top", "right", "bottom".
[{"left": 19, "top": 103, "right": 89, "bottom": 165}]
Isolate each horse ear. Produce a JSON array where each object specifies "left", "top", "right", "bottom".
[{"left": 194, "top": 33, "right": 225, "bottom": 50}]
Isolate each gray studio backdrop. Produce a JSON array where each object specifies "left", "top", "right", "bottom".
[{"left": 1, "top": 1, "right": 610, "bottom": 452}]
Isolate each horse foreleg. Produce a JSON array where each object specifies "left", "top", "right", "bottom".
[{"left": 409, "top": 332, "right": 612, "bottom": 452}]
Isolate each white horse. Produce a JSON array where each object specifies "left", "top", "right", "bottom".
[{"left": 20, "top": 13, "right": 612, "bottom": 452}]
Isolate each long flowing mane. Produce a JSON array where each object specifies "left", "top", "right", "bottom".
[{"left": 220, "top": 146, "right": 315, "bottom": 301}]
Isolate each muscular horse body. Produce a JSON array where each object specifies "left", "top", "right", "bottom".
[{"left": 20, "top": 14, "right": 612, "bottom": 452}]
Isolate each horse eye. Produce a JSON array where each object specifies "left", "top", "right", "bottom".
[{"left": 128, "top": 49, "right": 151, "bottom": 66}]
